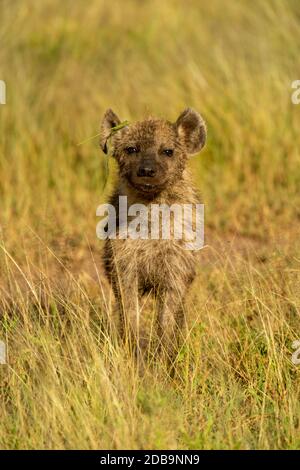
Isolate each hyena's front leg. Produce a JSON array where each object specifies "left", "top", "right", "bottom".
[
  {"left": 156, "top": 287, "right": 186, "bottom": 361},
  {"left": 112, "top": 273, "right": 145, "bottom": 355}
]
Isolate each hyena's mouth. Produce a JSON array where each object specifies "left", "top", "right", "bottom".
[
  {"left": 129, "top": 180, "right": 166, "bottom": 194},
  {"left": 138, "top": 183, "right": 159, "bottom": 192}
]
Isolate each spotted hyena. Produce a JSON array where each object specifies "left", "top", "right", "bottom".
[{"left": 100, "top": 108, "right": 206, "bottom": 360}]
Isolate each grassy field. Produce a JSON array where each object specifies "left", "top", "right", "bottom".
[{"left": 1, "top": 0, "right": 300, "bottom": 449}]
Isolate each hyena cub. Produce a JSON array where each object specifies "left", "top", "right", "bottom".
[{"left": 100, "top": 108, "right": 206, "bottom": 358}]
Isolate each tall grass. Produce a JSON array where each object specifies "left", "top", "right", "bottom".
[{"left": 0, "top": 0, "right": 300, "bottom": 449}]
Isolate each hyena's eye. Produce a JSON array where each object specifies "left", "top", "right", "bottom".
[
  {"left": 125, "top": 146, "right": 138, "bottom": 154},
  {"left": 162, "top": 148, "right": 174, "bottom": 157}
]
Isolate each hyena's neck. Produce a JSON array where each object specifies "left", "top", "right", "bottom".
[{"left": 117, "top": 169, "right": 199, "bottom": 207}]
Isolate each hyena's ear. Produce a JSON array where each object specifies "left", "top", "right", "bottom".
[
  {"left": 175, "top": 108, "right": 206, "bottom": 155},
  {"left": 100, "top": 109, "right": 121, "bottom": 154}
]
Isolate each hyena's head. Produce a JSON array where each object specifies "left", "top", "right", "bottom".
[{"left": 100, "top": 108, "right": 206, "bottom": 197}]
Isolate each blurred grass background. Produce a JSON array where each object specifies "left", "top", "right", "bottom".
[{"left": 0, "top": 0, "right": 300, "bottom": 449}]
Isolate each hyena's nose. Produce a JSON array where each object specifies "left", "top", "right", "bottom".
[{"left": 137, "top": 167, "right": 156, "bottom": 177}]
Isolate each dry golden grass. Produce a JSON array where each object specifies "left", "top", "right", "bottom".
[{"left": 0, "top": 0, "right": 300, "bottom": 449}]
